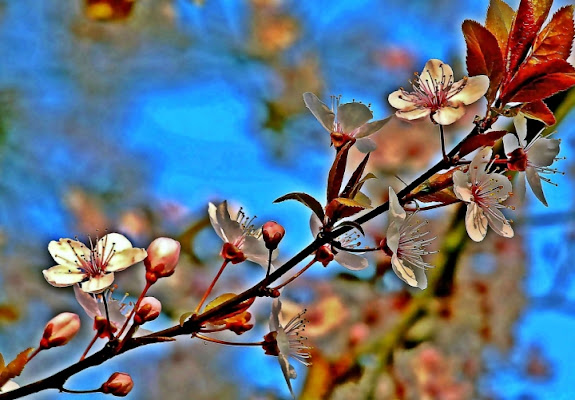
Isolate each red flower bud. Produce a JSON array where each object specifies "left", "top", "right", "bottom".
[
  {"left": 315, "top": 245, "right": 334, "bottom": 267},
  {"left": 262, "top": 221, "right": 285, "bottom": 250},
  {"left": 145, "top": 237, "right": 181, "bottom": 282},
  {"left": 134, "top": 297, "right": 162, "bottom": 325},
  {"left": 101, "top": 372, "right": 134, "bottom": 397},
  {"left": 39, "top": 312, "right": 80, "bottom": 349}
]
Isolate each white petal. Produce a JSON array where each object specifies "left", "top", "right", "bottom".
[
  {"left": 208, "top": 201, "right": 242, "bottom": 243},
  {"left": 513, "top": 115, "right": 528, "bottom": 145},
  {"left": 48, "top": 239, "right": 90, "bottom": 269},
  {"left": 278, "top": 354, "right": 296, "bottom": 399},
  {"left": 487, "top": 173, "right": 513, "bottom": 200},
  {"left": 485, "top": 208, "right": 514, "bottom": 238},
  {"left": 391, "top": 255, "right": 426, "bottom": 289},
  {"left": 503, "top": 133, "right": 521, "bottom": 154},
  {"left": 242, "top": 235, "right": 270, "bottom": 267},
  {"left": 469, "top": 147, "right": 492, "bottom": 182},
  {"left": 309, "top": 214, "right": 322, "bottom": 237},
  {"left": 449, "top": 75, "right": 489, "bottom": 105},
  {"left": 43, "top": 265, "right": 86, "bottom": 287},
  {"left": 303, "top": 92, "right": 335, "bottom": 132},
  {"left": 386, "top": 222, "right": 401, "bottom": 254},
  {"left": 421, "top": 59, "right": 452, "bottom": 82},
  {"left": 528, "top": 138, "right": 560, "bottom": 167},
  {"left": 106, "top": 248, "right": 147, "bottom": 272},
  {"left": 432, "top": 105, "right": 466, "bottom": 125},
  {"left": 388, "top": 187, "right": 406, "bottom": 221},
  {"left": 452, "top": 171, "right": 472, "bottom": 202},
  {"left": 465, "top": 202, "right": 488, "bottom": 242},
  {"left": 395, "top": 107, "right": 430, "bottom": 121},
  {"left": 1, "top": 381, "right": 20, "bottom": 392},
  {"left": 74, "top": 285, "right": 101, "bottom": 319},
  {"left": 334, "top": 251, "right": 368, "bottom": 271},
  {"left": 388, "top": 90, "right": 416, "bottom": 110},
  {"left": 337, "top": 102, "right": 373, "bottom": 133},
  {"left": 355, "top": 137, "right": 377, "bottom": 153},
  {"left": 526, "top": 167, "right": 548, "bottom": 206},
  {"left": 269, "top": 298, "right": 282, "bottom": 331},
  {"left": 80, "top": 273, "right": 115, "bottom": 293},
  {"left": 97, "top": 233, "right": 133, "bottom": 256},
  {"left": 353, "top": 116, "right": 391, "bottom": 138}
]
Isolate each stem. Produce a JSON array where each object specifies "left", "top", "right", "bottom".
[
  {"left": 194, "top": 333, "right": 264, "bottom": 347},
  {"left": 60, "top": 387, "right": 101, "bottom": 394},
  {"left": 273, "top": 258, "right": 317, "bottom": 290},
  {"left": 80, "top": 332, "right": 100, "bottom": 361},
  {"left": 117, "top": 281, "right": 152, "bottom": 339},
  {"left": 26, "top": 348, "right": 41, "bottom": 363},
  {"left": 439, "top": 124, "right": 448, "bottom": 162},
  {"left": 195, "top": 259, "right": 229, "bottom": 314},
  {"left": 102, "top": 293, "right": 114, "bottom": 340},
  {"left": 265, "top": 249, "right": 273, "bottom": 279}
]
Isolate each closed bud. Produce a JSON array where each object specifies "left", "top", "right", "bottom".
[
  {"left": 144, "top": 237, "right": 181, "bottom": 281},
  {"left": 262, "top": 221, "right": 285, "bottom": 250},
  {"left": 101, "top": 372, "right": 134, "bottom": 397},
  {"left": 39, "top": 312, "right": 80, "bottom": 349},
  {"left": 134, "top": 297, "right": 162, "bottom": 325},
  {"left": 315, "top": 245, "right": 334, "bottom": 267}
]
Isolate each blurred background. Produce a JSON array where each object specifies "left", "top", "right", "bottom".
[{"left": 0, "top": 0, "right": 574, "bottom": 399}]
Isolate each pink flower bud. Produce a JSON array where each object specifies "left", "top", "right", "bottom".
[
  {"left": 39, "top": 312, "right": 80, "bottom": 349},
  {"left": 144, "top": 237, "right": 181, "bottom": 281},
  {"left": 262, "top": 221, "right": 285, "bottom": 250},
  {"left": 101, "top": 372, "right": 134, "bottom": 397},
  {"left": 134, "top": 297, "right": 162, "bottom": 325},
  {"left": 315, "top": 245, "right": 334, "bottom": 267}
]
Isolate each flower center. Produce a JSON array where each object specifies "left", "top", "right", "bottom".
[
  {"left": 67, "top": 236, "right": 117, "bottom": 277},
  {"left": 404, "top": 64, "right": 465, "bottom": 112}
]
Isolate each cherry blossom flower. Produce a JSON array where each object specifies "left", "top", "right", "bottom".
[
  {"left": 383, "top": 187, "right": 435, "bottom": 290},
  {"left": 43, "top": 233, "right": 147, "bottom": 293},
  {"left": 74, "top": 285, "right": 129, "bottom": 333},
  {"left": 263, "top": 299, "right": 310, "bottom": 399},
  {"left": 453, "top": 147, "right": 514, "bottom": 242},
  {"left": 388, "top": 59, "right": 489, "bottom": 125},
  {"left": 310, "top": 214, "right": 369, "bottom": 270},
  {"left": 504, "top": 115, "right": 561, "bottom": 206},
  {"left": 208, "top": 201, "right": 277, "bottom": 268},
  {"left": 303, "top": 92, "right": 390, "bottom": 152}
]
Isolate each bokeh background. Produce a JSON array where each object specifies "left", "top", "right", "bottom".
[{"left": 1, "top": 0, "right": 574, "bottom": 399}]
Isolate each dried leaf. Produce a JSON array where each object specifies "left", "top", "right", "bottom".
[
  {"left": 462, "top": 20, "right": 505, "bottom": 103},
  {"left": 327, "top": 141, "right": 353, "bottom": 202},
  {"left": 458, "top": 130, "right": 508, "bottom": 158},
  {"left": 504, "top": 59, "right": 575, "bottom": 103},
  {"left": 274, "top": 192, "right": 325, "bottom": 221},
  {"left": 521, "top": 100, "right": 556, "bottom": 125},
  {"left": 486, "top": 0, "right": 515, "bottom": 51},
  {"left": 204, "top": 294, "right": 255, "bottom": 325},
  {"left": 0, "top": 348, "right": 34, "bottom": 388},
  {"left": 529, "top": 6, "right": 575, "bottom": 65}
]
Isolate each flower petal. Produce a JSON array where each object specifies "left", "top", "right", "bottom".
[
  {"left": 421, "top": 59, "right": 452, "bottom": 82},
  {"left": 48, "top": 239, "right": 90, "bottom": 269},
  {"left": 388, "top": 90, "right": 416, "bottom": 110},
  {"left": 74, "top": 285, "right": 101, "bottom": 319},
  {"left": 337, "top": 102, "right": 373, "bottom": 133},
  {"left": 269, "top": 298, "right": 282, "bottom": 331},
  {"left": 391, "top": 255, "right": 426, "bottom": 289},
  {"left": 106, "top": 248, "right": 147, "bottom": 272},
  {"left": 528, "top": 137, "right": 560, "bottom": 167},
  {"left": 485, "top": 208, "right": 514, "bottom": 238},
  {"left": 432, "top": 105, "right": 466, "bottom": 125},
  {"left": 395, "top": 107, "right": 430, "bottom": 121},
  {"left": 503, "top": 133, "right": 521, "bottom": 154},
  {"left": 43, "top": 265, "right": 86, "bottom": 287},
  {"left": 388, "top": 187, "right": 406, "bottom": 221},
  {"left": 242, "top": 235, "right": 271, "bottom": 267},
  {"left": 97, "top": 233, "right": 133, "bottom": 256},
  {"left": 465, "top": 202, "right": 488, "bottom": 242},
  {"left": 303, "top": 92, "right": 335, "bottom": 132},
  {"left": 353, "top": 116, "right": 391, "bottom": 138},
  {"left": 80, "top": 273, "right": 115, "bottom": 293},
  {"left": 514, "top": 115, "right": 528, "bottom": 145},
  {"left": 355, "top": 137, "right": 377, "bottom": 153},
  {"left": 526, "top": 166, "right": 548, "bottom": 206},
  {"left": 449, "top": 75, "right": 489, "bottom": 105},
  {"left": 334, "top": 251, "right": 368, "bottom": 271},
  {"left": 469, "top": 147, "right": 492, "bottom": 183},
  {"left": 278, "top": 354, "right": 296, "bottom": 399},
  {"left": 208, "top": 201, "right": 242, "bottom": 244},
  {"left": 452, "top": 171, "right": 472, "bottom": 202}
]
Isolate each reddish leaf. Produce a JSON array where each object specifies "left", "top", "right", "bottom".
[
  {"left": 504, "top": 0, "right": 537, "bottom": 80},
  {"left": 341, "top": 152, "right": 370, "bottom": 199},
  {"left": 529, "top": 6, "right": 575, "bottom": 65},
  {"left": 503, "top": 59, "right": 575, "bottom": 103},
  {"left": 458, "top": 130, "right": 508, "bottom": 158},
  {"left": 0, "top": 348, "right": 34, "bottom": 388},
  {"left": 409, "top": 169, "right": 458, "bottom": 204},
  {"left": 530, "top": 0, "right": 553, "bottom": 28},
  {"left": 521, "top": 100, "right": 556, "bottom": 125},
  {"left": 325, "top": 198, "right": 366, "bottom": 221},
  {"left": 274, "top": 192, "right": 325, "bottom": 221},
  {"left": 485, "top": 0, "right": 515, "bottom": 51},
  {"left": 327, "top": 141, "right": 353, "bottom": 203},
  {"left": 462, "top": 20, "right": 505, "bottom": 103}
]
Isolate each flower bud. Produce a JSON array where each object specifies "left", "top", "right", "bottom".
[
  {"left": 134, "top": 297, "right": 162, "bottom": 325},
  {"left": 39, "top": 312, "right": 80, "bottom": 349},
  {"left": 262, "top": 221, "right": 285, "bottom": 250},
  {"left": 315, "top": 245, "right": 334, "bottom": 267},
  {"left": 94, "top": 316, "right": 118, "bottom": 339},
  {"left": 101, "top": 372, "right": 134, "bottom": 397},
  {"left": 144, "top": 237, "right": 181, "bottom": 281}
]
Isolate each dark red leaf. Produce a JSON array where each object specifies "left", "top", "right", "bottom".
[
  {"left": 341, "top": 152, "right": 370, "bottom": 199},
  {"left": 529, "top": 6, "right": 575, "bottom": 65},
  {"left": 521, "top": 100, "right": 556, "bottom": 125},
  {"left": 462, "top": 20, "right": 505, "bottom": 103},
  {"left": 485, "top": 0, "right": 515, "bottom": 51},
  {"left": 504, "top": 0, "right": 538, "bottom": 80},
  {"left": 274, "top": 192, "right": 325, "bottom": 221},
  {"left": 327, "top": 141, "right": 353, "bottom": 203},
  {"left": 325, "top": 198, "right": 366, "bottom": 221},
  {"left": 503, "top": 59, "right": 575, "bottom": 103},
  {"left": 458, "top": 130, "right": 508, "bottom": 158}
]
